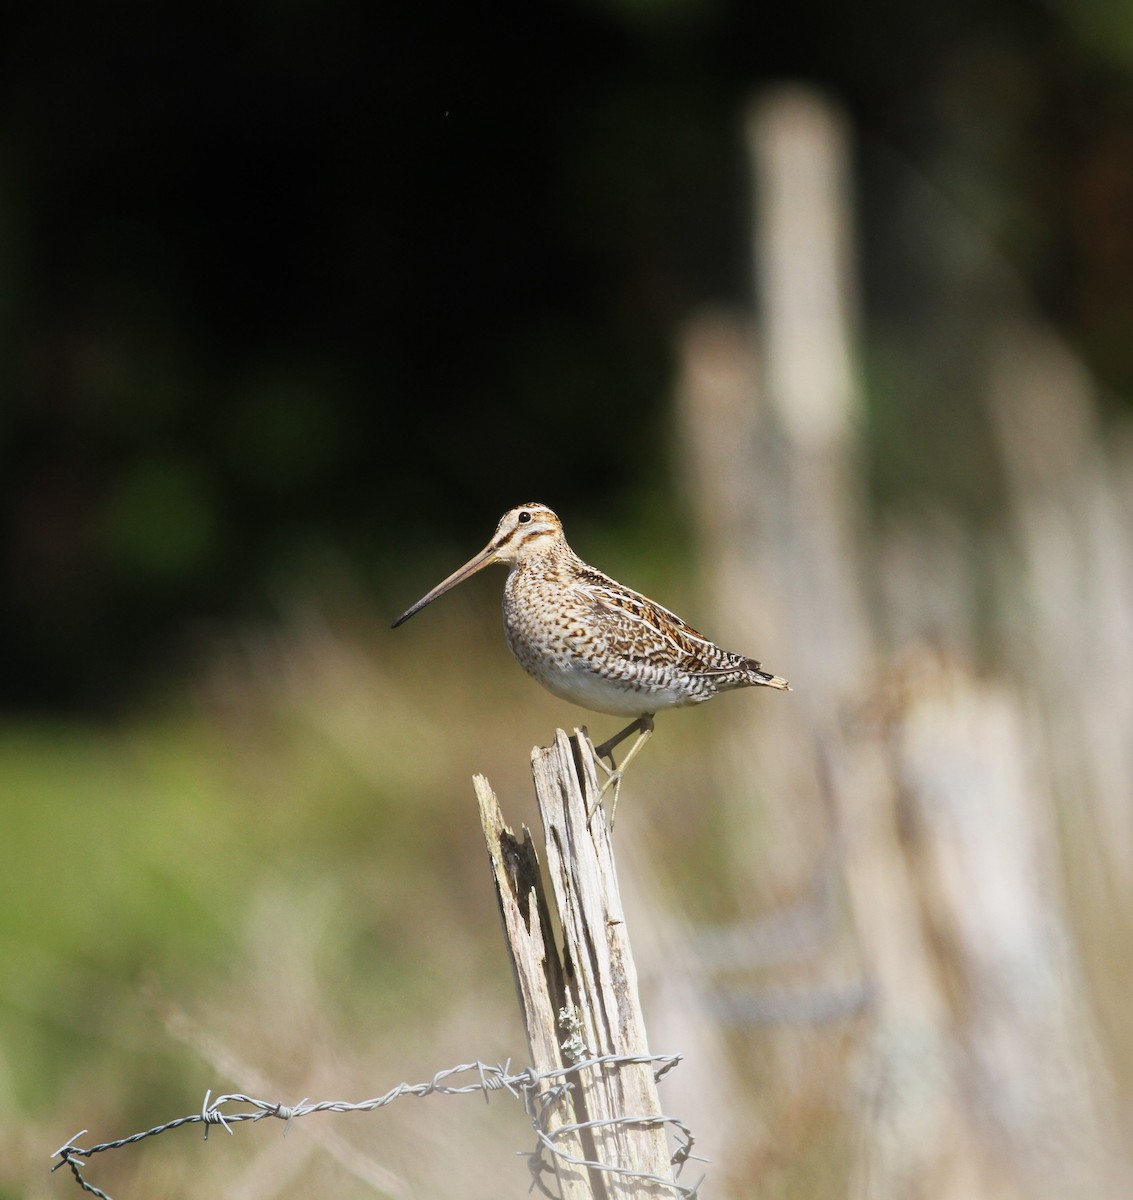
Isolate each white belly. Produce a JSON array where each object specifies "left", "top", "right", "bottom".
[{"left": 524, "top": 655, "right": 692, "bottom": 717}]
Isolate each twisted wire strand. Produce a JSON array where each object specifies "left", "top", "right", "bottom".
[{"left": 51, "top": 1053, "right": 700, "bottom": 1199}]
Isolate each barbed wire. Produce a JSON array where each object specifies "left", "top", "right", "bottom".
[{"left": 51, "top": 1052, "right": 702, "bottom": 1200}]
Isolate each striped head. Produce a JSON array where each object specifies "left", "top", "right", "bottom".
[
  {"left": 391, "top": 503, "right": 565, "bottom": 628},
  {"left": 487, "top": 503, "right": 564, "bottom": 563}
]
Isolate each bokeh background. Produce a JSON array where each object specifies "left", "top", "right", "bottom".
[{"left": 5, "top": 2, "right": 1133, "bottom": 1198}]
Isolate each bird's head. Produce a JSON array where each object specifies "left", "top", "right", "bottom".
[{"left": 391, "top": 502, "right": 565, "bottom": 628}]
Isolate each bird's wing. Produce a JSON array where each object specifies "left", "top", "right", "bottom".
[{"left": 569, "top": 569, "right": 742, "bottom": 675}]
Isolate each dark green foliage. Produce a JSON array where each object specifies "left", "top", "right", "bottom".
[{"left": 1, "top": 0, "right": 1131, "bottom": 707}]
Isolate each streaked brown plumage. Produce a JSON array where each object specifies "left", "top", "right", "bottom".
[{"left": 392, "top": 502, "right": 789, "bottom": 815}]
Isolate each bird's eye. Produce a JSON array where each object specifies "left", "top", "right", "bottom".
[{"left": 518, "top": 510, "right": 532, "bottom": 523}]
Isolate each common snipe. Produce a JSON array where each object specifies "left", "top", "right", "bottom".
[{"left": 392, "top": 503, "right": 789, "bottom": 820}]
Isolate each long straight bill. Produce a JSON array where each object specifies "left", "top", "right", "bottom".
[{"left": 390, "top": 544, "right": 499, "bottom": 628}]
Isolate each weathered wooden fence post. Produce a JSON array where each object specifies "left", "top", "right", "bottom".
[{"left": 475, "top": 729, "right": 684, "bottom": 1198}]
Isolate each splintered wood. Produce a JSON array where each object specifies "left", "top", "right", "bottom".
[{"left": 475, "top": 729, "right": 677, "bottom": 1199}]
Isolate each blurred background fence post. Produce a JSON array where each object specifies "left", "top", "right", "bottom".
[{"left": 676, "top": 84, "right": 1132, "bottom": 1197}]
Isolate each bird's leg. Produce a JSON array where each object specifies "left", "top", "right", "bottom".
[
  {"left": 587, "top": 714, "right": 654, "bottom": 828},
  {"left": 593, "top": 715, "right": 650, "bottom": 766},
  {"left": 596, "top": 714, "right": 655, "bottom": 780}
]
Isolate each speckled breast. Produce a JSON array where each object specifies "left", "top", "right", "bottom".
[{"left": 500, "top": 567, "right": 709, "bottom": 717}]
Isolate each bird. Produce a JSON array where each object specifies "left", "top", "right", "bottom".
[{"left": 392, "top": 502, "right": 789, "bottom": 822}]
